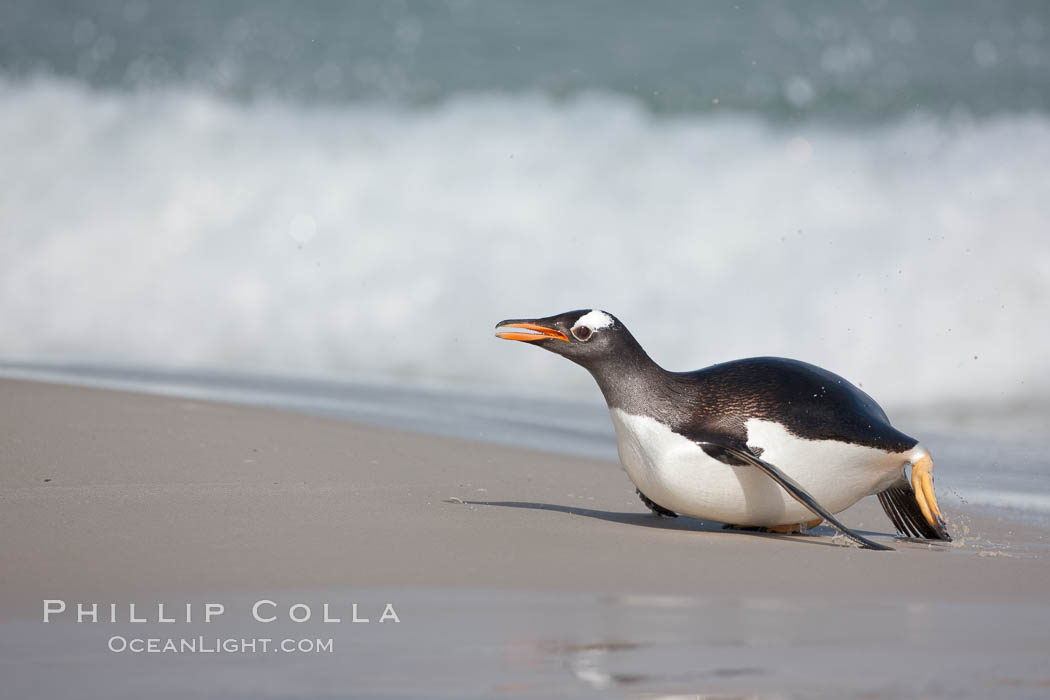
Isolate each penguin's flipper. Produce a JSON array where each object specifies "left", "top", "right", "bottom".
[
  {"left": 877, "top": 474, "right": 951, "bottom": 541},
  {"left": 698, "top": 442, "right": 893, "bottom": 552},
  {"left": 636, "top": 489, "right": 677, "bottom": 517}
]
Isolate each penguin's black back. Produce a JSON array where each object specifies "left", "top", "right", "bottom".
[{"left": 657, "top": 357, "right": 917, "bottom": 452}]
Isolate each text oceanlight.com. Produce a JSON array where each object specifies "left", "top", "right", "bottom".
[{"left": 107, "top": 636, "right": 334, "bottom": 654}]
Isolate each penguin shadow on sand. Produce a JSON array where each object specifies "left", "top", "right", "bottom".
[{"left": 460, "top": 499, "right": 893, "bottom": 549}]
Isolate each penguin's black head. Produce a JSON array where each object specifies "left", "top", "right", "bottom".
[{"left": 494, "top": 309, "right": 629, "bottom": 369}]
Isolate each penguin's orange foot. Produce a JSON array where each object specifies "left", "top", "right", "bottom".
[
  {"left": 911, "top": 455, "right": 951, "bottom": 540},
  {"left": 723, "top": 523, "right": 764, "bottom": 532},
  {"left": 767, "top": 518, "right": 824, "bottom": 534},
  {"left": 877, "top": 454, "right": 951, "bottom": 541}
]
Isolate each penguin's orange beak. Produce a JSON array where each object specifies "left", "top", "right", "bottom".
[{"left": 494, "top": 321, "right": 570, "bottom": 343}]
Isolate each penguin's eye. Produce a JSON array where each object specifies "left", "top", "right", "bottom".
[{"left": 572, "top": 325, "right": 593, "bottom": 341}]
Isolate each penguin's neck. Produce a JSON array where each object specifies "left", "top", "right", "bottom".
[{"left": 586, "top": 335, "right": 673, "bottom": 417}]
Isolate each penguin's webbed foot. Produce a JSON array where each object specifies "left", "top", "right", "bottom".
[
  {"left": 768, "top": 518, "right": 824, "bottom": 534},
  {"left": 723, "top": 519, "right": 823, "bottom": 534},
  {"left": 878, "top": 456, "right": 952, "bottom": 541},
  {"left": 636, "top": 489, "right": 677, "bottom": 517},
  {"left": 723, "top": 523, "right": 766, "bottom": 532}
]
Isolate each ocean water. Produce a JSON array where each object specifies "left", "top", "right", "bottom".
[
  {"left": 1, "top": 2, "right": 1048, "bottom": 416},
  {"left": 3, "top": 1, "right": 1049, "bottom": 119}
]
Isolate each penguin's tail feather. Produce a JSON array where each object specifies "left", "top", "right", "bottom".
[{"left": 877, "top": 450, "right": 951, "bottom": 541}]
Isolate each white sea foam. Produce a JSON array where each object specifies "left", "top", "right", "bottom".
[
  {"left": 963, "top": 489, "right": 1050, "bottom": 514},
  {"left": 1, "top": 76, "right": 1048, "bottom": 409}
]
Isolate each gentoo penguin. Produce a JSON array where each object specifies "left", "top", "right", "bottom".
[{"left": 495, "top": 309, "right": 951, "bottom": 551}]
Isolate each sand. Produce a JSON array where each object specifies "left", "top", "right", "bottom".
[{"left": 2, "top": 377, "right": 1049, "bottom": 698}]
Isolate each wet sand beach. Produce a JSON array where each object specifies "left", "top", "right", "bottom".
[{"left": 2, "top": 377, "right": 1049, "bottom": 698}]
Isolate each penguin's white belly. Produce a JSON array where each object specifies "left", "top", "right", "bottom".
[{"left": 609, "top": 409, "right": 910, "bottom": 527}]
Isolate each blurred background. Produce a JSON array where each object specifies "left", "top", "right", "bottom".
[{"left": 1, "top": 0, "right": 1048, "bottom": 421}]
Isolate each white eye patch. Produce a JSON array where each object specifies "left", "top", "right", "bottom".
[{"left": 572, "top": 309, "right": 614, "bottom": 332}]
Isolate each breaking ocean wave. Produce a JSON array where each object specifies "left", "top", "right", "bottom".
[{"left": 2, "top": 76, "right": 1048, "bottom": 411}]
